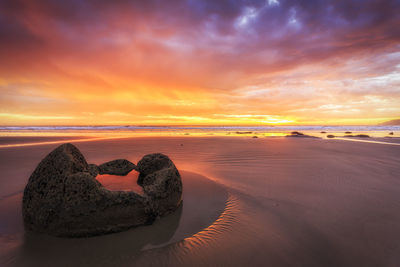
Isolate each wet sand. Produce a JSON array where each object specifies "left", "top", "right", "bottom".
[
  {"left": 0, "top": 136, "right": 93, "bottom": 146},
  {"left": 0, "top": 136, "right": 400, "bottom": 266}
]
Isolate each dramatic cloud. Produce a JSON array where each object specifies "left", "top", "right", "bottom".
[{"left": 0, "top": 0, "right": 399, "bottom": 125}]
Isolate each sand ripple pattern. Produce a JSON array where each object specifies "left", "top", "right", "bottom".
[
  {"left": 182, "top": 193, "right": 240, "bottom": 249},
  {"left": 130, "top": 193, "right": 242, "bottom": 266}
]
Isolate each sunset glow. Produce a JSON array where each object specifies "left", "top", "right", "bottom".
[{"left": 1, "top": 0, "right": 399, "bottom": 125}]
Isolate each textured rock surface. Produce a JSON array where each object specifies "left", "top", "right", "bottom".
[
  {"left": 98, "top": 159, "right": 136, "bottom": 175},
  {"left": 137, "top": 153, "right": 175, "bottom": 185},
  {"left": 22, "top": 144, "right": 182, "bottom": 237},
  {"left": 137, "top": 153, "right": 183, "bottom": 217},
  {"left": 88, "top": 164, "right": 99, "bottom": 177}
]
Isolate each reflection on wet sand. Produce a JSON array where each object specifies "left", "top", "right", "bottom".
[
  {"left": 96, "top": 171, "right": 144, "bottom": 195},
  {"left": 1, "top": 136, "right": 400, "bottom": 266},
  {"left": 0, "top": 171, "right": 229, "bottom": 266},
  {"left": 0, "top": 136, "right": 129, "bottom": 149},
  {"left": 333, "top": 137, "right": 400, "bottom": 146},
  {"left": 16, "top": 204, "right": 183, "bottom": 266}
]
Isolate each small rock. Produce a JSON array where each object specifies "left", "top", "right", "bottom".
[
  {"left": 389, "top": 132, "right": 394, "bottom": 135},
  {"left": 236, "top": 131, "right": 252, "bottom": 134},
  {"left": 343, "top": 134, "right": 370, "bottom": 138},
  {"left": 327, "top": 135, "right": 335, "bottom": 138},
  {"left": 355, "top": 134, "right": 370, "bottom": 138},
  {"left": 98, "top": 159, "right": 136, "bottom": 176},
  {"left": 291, "top": 131, "right": 304, "bottom": 136},
  {"left": 286, "top": 132, "right": 318, "bottom": 138}
]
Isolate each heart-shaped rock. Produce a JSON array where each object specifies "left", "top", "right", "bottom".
[{"left": 22, "top": 143, "right": 182, "bottom": 237}]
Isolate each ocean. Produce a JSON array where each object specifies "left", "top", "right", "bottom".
[{"left": 0, "top": 125, "right": 398, "bottom": 138}]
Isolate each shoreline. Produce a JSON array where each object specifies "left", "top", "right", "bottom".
[{"left": 0, "top": 135, "right": 400, "bottom": 149}]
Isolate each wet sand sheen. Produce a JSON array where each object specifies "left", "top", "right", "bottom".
[
  {"left": 0, "top": 170, "right": 230, "bottom": 266},
  {"left": 0, "top": 136, "right": 400, "bottom": 266}
]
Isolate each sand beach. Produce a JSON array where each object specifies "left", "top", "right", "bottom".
[{"left": 0, "top": 135, "right": 399, "bottom": 266}]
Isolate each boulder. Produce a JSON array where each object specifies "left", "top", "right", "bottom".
[
  {"left": 137, "top": 153, "right": 183, "bottom": 216},
  {"left": 22, "top": 144, "right": 182, "bottom": 237},
  {"left": 98, "top": 159, "right": 136, "bottom": 175}
]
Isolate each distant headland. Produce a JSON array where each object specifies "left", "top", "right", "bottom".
[{"left": 380, "top": 119, "right": 400, "bottom": 125}]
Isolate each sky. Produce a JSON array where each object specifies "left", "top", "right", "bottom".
[{"left": 0, "top": 0, "right": 399, "bottom": 126}]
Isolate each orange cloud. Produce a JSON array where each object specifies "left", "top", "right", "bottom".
[{"left": 0, "top": 0, "right": 399, "bottom": 125}]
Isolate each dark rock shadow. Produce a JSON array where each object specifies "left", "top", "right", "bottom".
[
  {"left": 8, "top": 171, "right": 228, "bottom": 266},
  {"left": 16, "top": 203, "right": 183, "bottom": 266}
]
